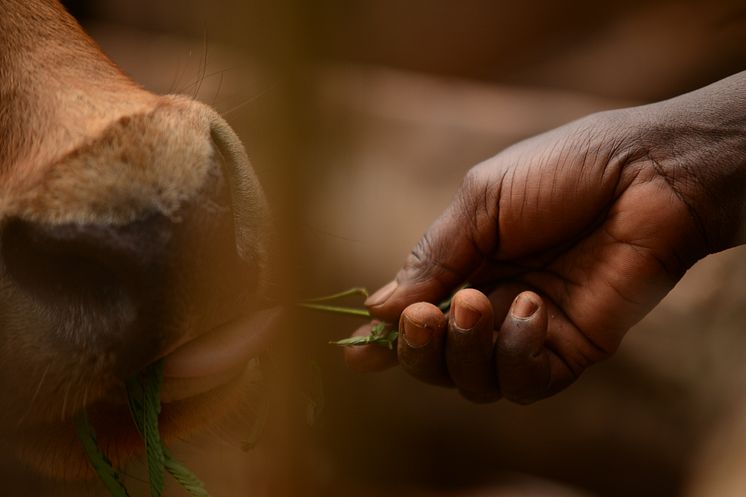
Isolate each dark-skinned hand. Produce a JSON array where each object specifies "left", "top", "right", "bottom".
[{"left": 344, "top": 72, "right": 746, "bottom": 404}]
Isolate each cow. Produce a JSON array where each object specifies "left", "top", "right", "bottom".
[{"left": 0, "top": 0, "right": 277, "bottom": 489}]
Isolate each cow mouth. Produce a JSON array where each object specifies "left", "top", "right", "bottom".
[
  {"left": 159, "top": 305, "right": 283, "bottom": 403},
  {"left": 15, "top": 306, "right": 283, "bottom": 481}
]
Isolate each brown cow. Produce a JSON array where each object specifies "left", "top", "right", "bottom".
[{"left": 0, "top": 0, "right": 277, "bottom": 486}]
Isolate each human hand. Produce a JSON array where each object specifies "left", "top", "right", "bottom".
[{"left": 345, "top": 73, "right": 746, "bottom": 403}]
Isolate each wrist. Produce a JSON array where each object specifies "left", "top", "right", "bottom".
[{"left": 629, "top": 72, "right": 746, "bottom": 254}]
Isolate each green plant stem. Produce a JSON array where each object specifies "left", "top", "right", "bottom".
[
  {"left": 297, "top": 303, "right": 371, "bottom": 318},
  {"left": 301, "top": 287, "right": 369, "bottom": 302}
]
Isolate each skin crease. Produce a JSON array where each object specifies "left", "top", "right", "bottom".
[
  {"left": 0, "top": 0, "right": 272, "bottom": 483},
  {"left": 346, "top": 72, "right": 746, "bottom": 404}
]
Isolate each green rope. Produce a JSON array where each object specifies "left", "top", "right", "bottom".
[
  {"left": 164, "top": 449, "right": 211, "bottom": 497},
  {"left": 76, "top": 284, "right": 459, "bottom": 495},
  {"left": 77, "top": 361, "right": 211, "bottom": 497},
  {"left": 74, "top": 413, "right": 131, "bottom": 497},
  {"left": 126, "top": 362, "right": 165, "bottom": 497}
]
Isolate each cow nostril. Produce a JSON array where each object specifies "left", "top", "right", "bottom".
[
  {"left": 1, "top": 192, "right": 259, "bottom": 311},
  {"left": 1, "top": 186, "right": 261, "bottom": 318},
  {"left": 0, "top": 216, "right": 172, "bottom": 307},
  {"left": 0, "top": 161, "right": 263, "bottom": 377}
]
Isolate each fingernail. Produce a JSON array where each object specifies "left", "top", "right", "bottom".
[
  {"left": 512, "top": 294, "right": 538, "bottom": 319},
  {"left": 365, "top": 280, "right": 398, "bottom": 307},
  {"left": 453, "top": 301, "right": 481, "bottom": 330},
  {"left": 401, "top": 315, "right": 431, "bottom": 348}
]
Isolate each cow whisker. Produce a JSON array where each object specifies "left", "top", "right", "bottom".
[
  {"left": 16, "top": 363, "right": 51, "bottom": 428},
  {"left": 192, "top": 28, "right": 210, "bottom": 100}
]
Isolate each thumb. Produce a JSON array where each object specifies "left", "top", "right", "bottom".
[{"left": 365, "top": 172, "right": 499, "bottom": 323}]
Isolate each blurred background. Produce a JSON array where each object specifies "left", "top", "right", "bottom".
[{"left": 60, "top": 1, "right": 746, "bottom": 496}]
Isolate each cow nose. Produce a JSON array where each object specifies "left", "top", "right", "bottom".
[
  {"left": 0, "top": 168, "right": 260, "bottom": 369},
  {"left": 2, "top": 213, "right": 172, "bottom": 304}
]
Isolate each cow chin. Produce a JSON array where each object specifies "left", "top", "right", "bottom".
[{"left": 15, "top": 358, "right": 266, "bottom": 481}]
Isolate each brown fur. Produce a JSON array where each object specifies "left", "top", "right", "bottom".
[{"left": 0, "top": 0, "right": 270, "bottom": 484}]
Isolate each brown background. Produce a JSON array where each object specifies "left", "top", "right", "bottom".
[{"left": 60, "top": 1, "right": 746, "bottom": 496}]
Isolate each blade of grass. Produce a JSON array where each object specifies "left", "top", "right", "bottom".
[
  {"left": 330, "top": 322, "right": 399, "bottom": 350},
  {"left": 300, "top": 287, "right": 369, "bottom": 303},
  {"left": 297, "top": 303, "right": 371, "bottom": 318}
]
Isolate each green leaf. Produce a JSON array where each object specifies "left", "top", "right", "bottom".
[
  {"left": 369, "top": 322, "right": 386, "bottom": 339},
  {"left": 330, "top": 323, "right": 399, "bottom": 350},
  {"left": 330, "top": 336, "right": 375, "bottom": 347}
]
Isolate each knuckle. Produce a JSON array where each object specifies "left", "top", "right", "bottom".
[{"left": 401, "top": 234, "right": 458, "bottom": 288}]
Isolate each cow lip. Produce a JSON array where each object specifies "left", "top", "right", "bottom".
[{"left": 159, "top": 306, "right": 282, "bottom": 397}]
